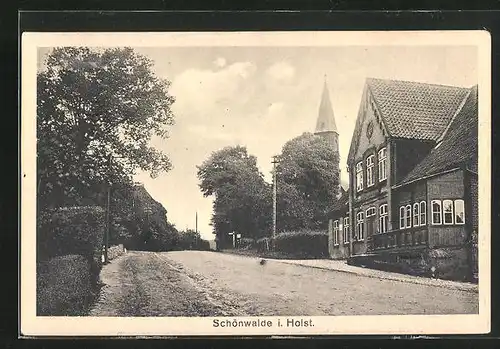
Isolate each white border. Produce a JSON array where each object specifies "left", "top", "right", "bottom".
[{"left": 21, "top": 31, "right": 491, "bottom": 336}]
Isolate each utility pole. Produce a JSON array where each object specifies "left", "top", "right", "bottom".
[
  {"left": 195, "top": 212, "right": 198, "bottom": 234},
  {"left": 272, "top": 155, "right": 279, "bottom": 242}
]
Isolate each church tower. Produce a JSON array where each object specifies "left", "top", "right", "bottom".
[{"left": 314, "top": 77, "right": 342, "bottom": 196}]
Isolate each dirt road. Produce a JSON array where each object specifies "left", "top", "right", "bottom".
[{"left": 90, "top": 250, "right": 478, "bottom": 316}]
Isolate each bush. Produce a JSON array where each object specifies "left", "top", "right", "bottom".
[
  {"left": 196, "top": 239, "right": 211, "bottom": 251},
  {"left": 37, "top": 254, "right": 94, "bottom": 316},
  {"left": 274, "top": 230, "right": 328, "bottom": 258},
  {"left": 37, "top": 206, "right": 106, "bottom": 266}
]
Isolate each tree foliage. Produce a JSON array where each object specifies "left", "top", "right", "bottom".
[
  {"left": 276, "top": 132, "right": 340, "bottom": 231},
  {"left": 37, "top": 47, "right": 175, "bottom": 208},
  {"left": 197, "top": 146, "right": 272, "bottom": 240}
]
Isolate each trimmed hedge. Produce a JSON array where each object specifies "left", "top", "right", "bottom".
[
  {"left": 37, "top": 254, "right": 94, "bottom": 316},
  {"left": 274, "top": 230, "right": 328, "bottom": 258},
  {"left": 37, "top": 206, "right": 105, "bottom": 266},
  {"left": 256, "top": 237, "right": 271, "bottom": 252}
]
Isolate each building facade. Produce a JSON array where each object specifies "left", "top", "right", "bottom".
[{"left": 327, "top": 78, "right": 478, "bottom": 282}]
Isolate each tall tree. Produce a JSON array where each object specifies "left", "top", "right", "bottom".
[
  {"left": 276, "top": 132, "right": 340, "bottom": 231},
  {"left": 37, "top": 47, "right": 175, "bottom": 208},
  {"left": 197, "top": 146, "right": 272, "bottom": 241}
]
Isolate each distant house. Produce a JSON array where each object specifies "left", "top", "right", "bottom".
[{"left": 326, "top": 78, "right": 478, "bottom": 281}]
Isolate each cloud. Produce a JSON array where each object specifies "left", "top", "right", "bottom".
[
  {"left": 213, "top": 57, "right": 226, "bottom": 68},
  {"left": 266, "top": 61, "right": 295, "bottom": 83}
]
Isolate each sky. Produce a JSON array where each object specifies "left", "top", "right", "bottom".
[{"left": 38, "top": 45, "right": 478, "bottom": 240}]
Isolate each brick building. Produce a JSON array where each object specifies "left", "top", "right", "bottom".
[{"left": 326, "top": 78, "right": 478, "bottom": 282}]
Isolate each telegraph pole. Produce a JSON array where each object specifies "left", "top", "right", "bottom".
[
  {"left": 195, "top": 212, "right": 198, "bottom": 234},
  {"left": 272, "top": 155, "right": 279, "bottom": 241}
]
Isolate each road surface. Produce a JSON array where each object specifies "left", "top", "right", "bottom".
[{"left": 90, "top": 250, "right": 478, "bottom": 316}]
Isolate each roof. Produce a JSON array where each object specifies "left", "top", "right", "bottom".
[
  {"left": 367, "top": 78, "right": 470, "bottom": 141},
  {"left": 315, "top": 79, "right": 338, "bottom": 134},
  {"left": 331, "top": 187, "right": 349, "bottom": 213},
  {"left": 397, "top": 85, "right": 478, "bottom": 186}
]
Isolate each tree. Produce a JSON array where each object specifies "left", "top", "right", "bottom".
[
  {"left": 197, "top": 146, "right": 272, "bottom": 242},
  {"left": 37, "top": 47, "right": 175, "bottom": 208},
  {"left": 276, "top": 132, "right": 340, "bottom": 231}
]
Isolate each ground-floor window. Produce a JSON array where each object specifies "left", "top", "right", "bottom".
[
  {"left": 431, "top": 200, "right": 442, "bottom": 225},
  {"left": 379, "top": 204, "right": 388, "bottom": 233},
  {"left": 343, "top": 216, "right": 350, "bottom": 243},
  {"left": 431, "top": 199, "right": 465, "bottom": 225},
  {"left": 333, "top": 220, "right": 339, "bottom": 245},
  {"left": 356, "top": 211, "right": 364, "bottom": 240}
]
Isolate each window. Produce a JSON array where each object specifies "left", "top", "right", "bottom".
[
  {"left": 420, "top": 201, "right": 426, "bottom": 226},
  {"left": 333, "top": 220, "right": 339, "bottom": 245},
  {"left": 356, "top": 162, "right": 363, "bottom": 192},
  {"left": 413, "top": 203, "right": 420, "bottom": 227},
  {"left": 378, "top": 147, "right": 387, "bottom": 181},
  {"left": 366, "top": 207, "right": 376, "bottom": 217},
  {"left": 454, "top": 199, "right": 465, "bottom": 224},
  {"left": 400, "top": 206, "right": 406, "bottom": 229},
  {"left": 366, "top": 155, "right": 375, "bottom": 187},
  {"left": 431, "top": 200, "right": 442, "bottom": 225},
  {"left": 343, "top": 216, "right": 350, "bottom": 243},
  {"left": 356, "top": 211, "right": 365, "bottom": 240},
  {"left": 405, "top": 205, "right": 412, "bottom": 228},
  {"left": 443, "top": 199, "right": 454, "bottom": 225},
  {"left": 379, "top": 204, "right": 388, "bottom": 234}
]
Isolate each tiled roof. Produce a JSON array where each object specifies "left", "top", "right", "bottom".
[
  {"left": 367, "top": 78, "right": 471, "bottom": 141},
  {"left": 397, "top": 85, "right": 478, "bottom": 186},
  {"left": 331, "top": 187, "right": 349, "bottom": 213}
]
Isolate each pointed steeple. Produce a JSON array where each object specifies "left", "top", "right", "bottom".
[{"left": 315, "top": 76, "right": 338, "bottom": 134}]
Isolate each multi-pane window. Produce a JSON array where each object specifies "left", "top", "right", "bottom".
[
  {"left": 366, "top": 207, "right": 376, "bottom": 217},
  {"left": 443, "top": 199, "right": 454, "bottom": 225},
  {"left": 454, "top": 199, "right": 465, "bottom": 224},
  {"left": 343, "top": 216, "right": 350, "bottom": 243},
  {"left": 378, "top": 147, "right": 387, "bottom": 181},
  {"left": 356, "top": 162, "right": 363, "bottom": 192},
  {"left": 356, "top": 211, "right": 365, "bottom": 240},
  {"left": 405, "top": 205, "right": 412, "bottom": 228},
  {"left": 420, "top": 201, "right": 427, "bottom": 226},
  {"left": 333, "top": 220, "right": 339, "bottom": 245},
  {"left": 379, "top": 204, "right": 388, "bottom": 234},
  {"left": 413, "top": 203, "right": 420, "bottom": 227},
  {"left": 430, "top": 199, "right": 465, "bottom": 225},
  {"left": 399, "top": 206, "right": 406, "bottom": 229},
  {"left": 431, "top": 200, "right": 442, "bottom": 225},
  {"left": 366, "top": 155, "right": 375, "bottom": 187}
]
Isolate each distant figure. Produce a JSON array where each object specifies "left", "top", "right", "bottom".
[{"left": 259, "top": 259, "right": 267, "bottom": 266}]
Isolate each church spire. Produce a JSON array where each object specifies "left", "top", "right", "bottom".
[{"left": 314, "top": 77, "right": 338, "bottom": 134}]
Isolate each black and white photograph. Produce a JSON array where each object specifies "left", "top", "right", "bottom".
[{"left": 21, "top": 31, "right": 491, "bottom": 336}]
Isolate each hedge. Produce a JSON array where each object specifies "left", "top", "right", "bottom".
[
  {"left": 273, "top": 230, "right": 328, "bottom": 258},
  {"left": 37, "top": 206, "right": 105, "bottom": 266},
  {"left": 256, "top": 237, "right": 271, "bottom": 252},
  {"left": 37, "top": 254, "right": 94, "bottom": 316},
  {"left": 238, "top": 238, "right": 255, "bottom": 250}
]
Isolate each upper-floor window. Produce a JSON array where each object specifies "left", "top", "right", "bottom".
[
  {"left": 431, "top": 200, "right": 442, "bottom": 225},
  {"left": 366, "top": 155, "right": 375, "bottom": 187},
  {"left": 333, "top": 220, "right": 339, "bottom": 245},
  {"left": 454, "top": 199, "right": 465, "bottom": 224},
  {"left": 356, "top": 211, "right": 365, "bottom": 240},
  {"left": 356, "top": 162, "right": 363, "bottom": 192},
  {"left": 413, "top": 203, "right": 420, "bottom": 227},
  {"left": 419, "top": 201, "right": 427, "bottom": 226},
  {"left": 378, "top": 147, "right": 387, "bottom": 181},
  {"left": 379, "top": 204, "right": 388, "bottom": 234},
  {"left": 343, "top": 216, "right": 350, "bottom": 243}
]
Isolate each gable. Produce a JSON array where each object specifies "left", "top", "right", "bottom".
[{"left": 348, "top": 85, "right": 388, "bottom": 164}]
